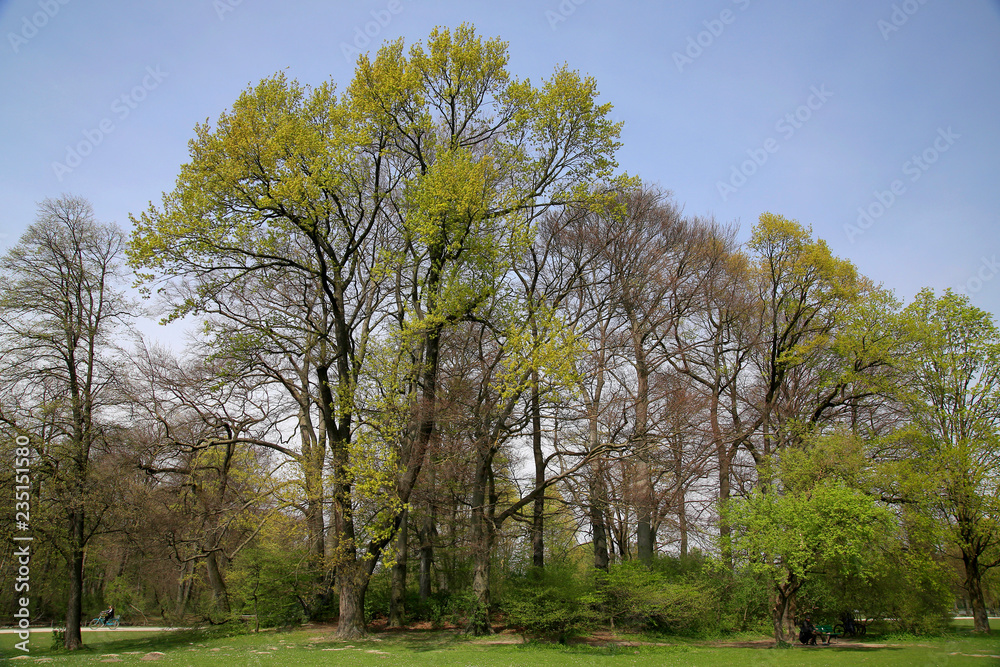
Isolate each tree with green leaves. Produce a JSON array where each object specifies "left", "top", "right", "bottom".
[
  {"left": 889, "top": 288, "right": 1000, "bottom": 633},
  {"left": 725, "top": 432, "right": 893, "bottom": 645},
  {"left": 129, "top": 23, "right": 626, "bottom": 638},
  {"left": 746, "top": 213, "right": 862, "bottom": 460}
]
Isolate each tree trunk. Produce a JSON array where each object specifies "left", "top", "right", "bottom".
[
  {"left": 337, "top": 569, "right": 369, "bottom": 639},
  {"left": 64, "top": 509, "right": 85, "bottom": 650},
  {"left": 635, "top": 471, "right": 653, "bottom": 563},
  {"left": 418, "top": 483, "right": 436, "bottom": 601},
  {"left": 467, "top": 448, "right": 495, "bottom": 635},
  {"left": 301, "top": 418, "right": 329, "bottom": 619},
  {"left": 632, "top": 338, "right": 653, "bottom": 565},
  {"left": 713, "top": 389, "right": 733, "bottom": 565},
  {"left": 440, "top": 495, "right": 457, "bottom": 595},
  {"left": 963, "top": 548, "right": 992, "bottom": 633},
  {"left": 469, "top": 536, "right": 493, "bottom": 635},
  {"left": 590, "top": 461, "right": 609, "bottom": 571},
  {"left": 300, "top": 408, "right": 327, "bottom": 566},
  {"left": 418, "top": 524, "right": 434, "bottom": 601},
  {"left": 770, "top": 573, "right": 799, "bottom": 645},
  {"left": 175, "top": 561, "right": 193, "bottom": 618},
  {"left": 388, "top": 508, "right": 408, "bottom": 627},
  {"left": 530, "top": 378, "right": 545, "bottom": 569},
  {"left": 677, "top": 489, "right": 688, "bottom": 557},
  {"left": 205, "top": 550, "right": 230, "bottom": 615},
  {"left": 673, "top": 429, "right": 688, "bottom": 558}
]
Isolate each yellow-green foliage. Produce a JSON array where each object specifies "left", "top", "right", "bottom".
[
  {"left": 749, "top": 212, "right": 860, "bottom": 368},
  {"left": 726, "top": 432, "right": 894, "bottom": 587}
]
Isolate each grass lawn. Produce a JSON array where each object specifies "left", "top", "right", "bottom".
[{"left": 1, "top": 623, "right": 998, "bottom": 665}]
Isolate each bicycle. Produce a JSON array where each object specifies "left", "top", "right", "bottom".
[
  {"left": 88, "top": 615, "right": 120, "bottom": 629},
  {"left": 832, "top": 613, "right": 867, "bottom": 638}
]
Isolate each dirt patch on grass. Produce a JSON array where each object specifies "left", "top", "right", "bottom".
[{"left": 710, "top": 638, "right": 895, "bottom": 649}]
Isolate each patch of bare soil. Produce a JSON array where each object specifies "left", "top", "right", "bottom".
[
  {"left": 709, "top": 639, "right": 776, "bottom": 649},
  {"left": 710, "top": 639, "right": 893, "bottom": 649}
]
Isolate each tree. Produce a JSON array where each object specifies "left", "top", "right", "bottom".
[
  {"left": 0, "top": 196, "right": 132, "bottom": 649},
  {"left": 724, "top": 432, "right": 892, "bottom": 645},
  {"left": 746, "top": 213, "right": 861, "bottom": 460},
  {"left": 129, "top": 24, "right": 626, "bottom": 638},
  {"left": 891, "top": 289, "right": 1000, "bottom": 633}
]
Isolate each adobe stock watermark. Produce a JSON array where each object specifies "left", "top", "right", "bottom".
[
  {"left": 877, "top": 0, "right": 930, "bottom": 41},
  {"left": 7, "top": 0, "right": 71, "bottom": 54},
  {"left": 843, "top": 127, "right": 959, "bottom": 244},
  {"left": 12, "top": 435, "right": 33, "bottom": 654},
  {"left": 212, "top": 0, "right": 244, "bottom": 21},
  {"left": 672, "top": 0, "right": 751, "bottom": 72},
  {"left": 716, "top": 84, "right": 833, "bottom": 202},
  {"left": 545, "top": 0, "right": 587, "bottom": 31},
  {"left": 955, "top": 255, "right": 999, "bottom": 297},
  {"left": 340, "top": 0, "right": 414, "bottom": 63},
  {"left": 50, "top": 66, "right": 168, "bottom": 182}
]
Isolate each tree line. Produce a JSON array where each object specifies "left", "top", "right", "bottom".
[{"left": 1, "top": 25, "right": 998, "bottom": 649}]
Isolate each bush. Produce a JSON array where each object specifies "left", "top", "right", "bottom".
[
  {"left": 226, "top": 539, "right": 314, "bottom": 628},
  {"left": 713, "top": 566, "right": 772, "bottom": 633},
  {"left": 501, "top": 565, "right": 599, "bottom": 643},
  {"left": 597, "top": 561, "right": 714, "bottom": 634},
  {"left": 794, "top": 547, "right": 952, "bottom": 636}
]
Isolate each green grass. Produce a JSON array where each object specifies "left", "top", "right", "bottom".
[{"left": 1, "top": 624, "right": 998, "bottom": 665}]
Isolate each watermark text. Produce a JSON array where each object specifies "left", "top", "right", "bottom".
[
  {"left": 51, "top": 66, "right": 168, "bottom": 182},
  {"left": 717, "top": 84, "right": 833, "bottom": 202},
  {"left": 844, "top": 126, "right": 959, "bottom": 243},
  {"left": 8, "top": 0, "right": 71, "bottom": 54},
  {"left": 13, "top": 435, "right": 33, "bottom": 653}
]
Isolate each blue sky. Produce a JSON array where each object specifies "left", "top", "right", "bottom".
[{"left": 1, "top": 0, "right": 998, "bottom": 340}]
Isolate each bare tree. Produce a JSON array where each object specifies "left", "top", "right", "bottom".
[{"left": 0, "top": 196, "right": 132, "bottom": 649}]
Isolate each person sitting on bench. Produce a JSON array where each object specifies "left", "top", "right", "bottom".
[{"left": 799, "top": 616, "right": 817, "bottom": 645}]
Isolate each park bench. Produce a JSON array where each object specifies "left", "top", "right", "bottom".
[{"left": 814, "top": 624, "right": 842, "bottom": 644}]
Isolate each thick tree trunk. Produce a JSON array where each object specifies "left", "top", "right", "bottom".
[
  {"left": 963, "top": 549, "right": 992, "bottom": 633},
  {"left": 673, "top": 429, "right": 689, "bottom": 558},
  {"left": 205, "top": 550, "right": 230, "bottom": 614},
  {"left": 469, "top": 538, "right": 493, "bottom": 635},
  {"left": 418, "top": 487, "right": 436, "bottom": 601},
  {"left": 300, "top": 408, "right": 327, "bottom": 568},
  {"left": 175, "top": 561, "right": 193, "bottom": 618},
  {"left": 418, "top": 525, "right": 434, "bottom": 601},
  {"left": 770, "top": 573, "right": 799, "bottom": 645},
  {"left": 337, "top": 570, "right": 369, "bottom": 639},
  {"left": 64, "top": 510, "right": 85, "bottom": 650},
  {"left": 439, "top": 495, "right": 457, "bottom": 595},
  {"left": 635, "top": 470, "right": 653, "bottom": 563},
  {"left": 677, "top": 490, "right": 688, "bottom": 557},
  {"left": 590, "top": 469, "right": 609, "bottom": 571},
  {"left": 714, "top": 390, "right": 733, "bottom": 565},
  {"left": 388, "top": 508, "right": 408, "bottom": 627}
]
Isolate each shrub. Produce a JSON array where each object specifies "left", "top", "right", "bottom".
[
  {"left": 226, "top": 540, "right": 314, "bottom": 628},
  {"left": 597, "top": 561, "right": 714, "bottom": 634},
  {"left": 501, "top": 565, "right": 599, "bottom": 643}
]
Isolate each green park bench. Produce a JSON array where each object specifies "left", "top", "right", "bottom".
[{"left": 814, "top": 624, "right": 842, "bottom": 644}]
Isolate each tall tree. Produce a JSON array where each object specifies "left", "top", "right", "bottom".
[
  {"left": 892, "top": 289, "right": 1000, "bottom": 634},
  {"left": 0, "top": 196, "right": 132, "bottom": 649},
  {"left": 129, "top": 70, "right": 395, "bottom": 638},
  {"left": 745, "top": 213, "right": 860, "bottom": 461},
  {"left": 129, "top": 24, "right": 626, "bottom": 638}
]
